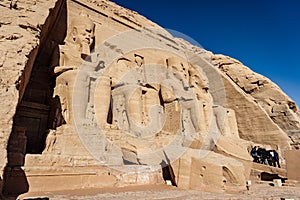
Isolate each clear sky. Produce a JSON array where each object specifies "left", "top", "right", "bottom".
[{"left": 111, "top": 0, "right": 300, "bottom": 106}]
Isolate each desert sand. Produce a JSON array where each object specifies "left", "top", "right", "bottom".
[{"left": 19, "top": 182, "right": 300, "bottom": 200}]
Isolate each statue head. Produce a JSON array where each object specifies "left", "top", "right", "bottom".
[
  {"left": 166, "top": 57, "right": 189, "bottom": 80},
  {"left": 69, "top": 12, "right": 95, "bottom": 59},
  {"left": 134, "top": 54, "right": 144, "bottom": 67},
  {"left": 188, "top": 67, "right": 209, "bottom": 92}
]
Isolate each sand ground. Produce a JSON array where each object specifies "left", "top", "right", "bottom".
[{"left": 18, "top": 182, "right": 300, "bottom": 200}]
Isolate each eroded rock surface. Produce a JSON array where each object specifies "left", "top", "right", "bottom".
[
  {"left": 210, "top": 54, "right": 300, "bottom": 142},
  {"left": 0, "top": 0, "right": 58, "bottom": 172}
]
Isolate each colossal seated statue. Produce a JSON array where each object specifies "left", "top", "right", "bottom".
[
  {"left": 94, "top": 51, "right": 214, "bottom": 153},
  {"left": 50, "top": 12, "right": 95, "bottom": 125}
]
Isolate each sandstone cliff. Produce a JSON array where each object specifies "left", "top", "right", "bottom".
[
  {"left": 210, "top": 54, "right": 300, "bottom": 138},
  {"left": 0, "top": 0, "right": 59, "bottom": 171}
]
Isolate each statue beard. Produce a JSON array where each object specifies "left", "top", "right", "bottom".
[{"left": 80, "top": 41, "right": 90, "bottom": 60}]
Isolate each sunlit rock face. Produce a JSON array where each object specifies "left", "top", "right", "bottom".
[
  {"left": 0, "top": 0, "right": 298, "bottom": 195},
  {"left": 210, "top": 54, "right": 300, "bottom": 139}
]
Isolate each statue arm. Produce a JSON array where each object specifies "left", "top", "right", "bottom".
[
  {"left": 49, "top": 65, "right": 77, "bottom": 77},
  {"left": 53, "top": 66, "right": 77, "bottom": 75},
  {"left": 49, "top": 45, "right": 78, "bottom": 77}
]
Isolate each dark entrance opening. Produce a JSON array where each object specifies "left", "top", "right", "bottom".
[
  {"left": 10, "top": 0, "right": 67, "bottom": 154},
  {"left": 160, "top": 160, "right": 177, "bottom": 186},
  {"left": 2, "top": 0, "right": 67, "bottom": 197},
  {"left": 261, "top": 172, "right": 286, "bottom": 182}
]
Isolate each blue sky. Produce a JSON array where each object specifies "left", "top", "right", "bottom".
[{"left": 111, "top": 0, "right": 300, "bottom": 106}]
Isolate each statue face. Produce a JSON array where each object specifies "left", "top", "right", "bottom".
[
  {"left": 73, "top": 24, "right": 94, "bottom": 47},
  {"left": 170, "top": 62, "right": 188, "bottom": 80},
  {"left": 189, "top": 73, "right": 200, "bottom": 87},
  {"left": 134, "top": 56, "right": 143, "bottom": 67},
  {"left": 189, "top": 72, "right": 209, "bottom": 91}
]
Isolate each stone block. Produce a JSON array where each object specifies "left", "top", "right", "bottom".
[{"left": 286, "top": 150, "right": 300, "bottom": 181}]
